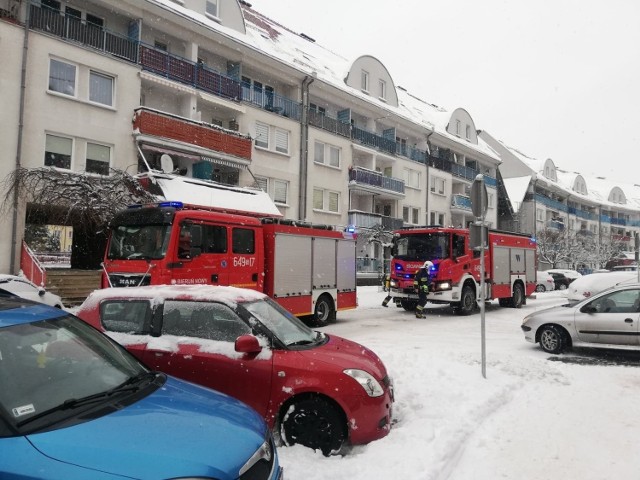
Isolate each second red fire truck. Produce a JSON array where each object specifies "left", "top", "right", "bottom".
[{"left": 386, "top": 226, "right": 537, "bottom": 314}]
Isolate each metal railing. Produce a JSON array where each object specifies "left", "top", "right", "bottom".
[
  {"left": 308, "top": 111, "right": 351, "bottom": 138},
  {"left": 20, "top": 241, "right": 47, "bottom": 287},
  {"left": 349, "top": 167, "right": 405, "bottom": 195},
  {"left": 451, "top": 194, "right": 472, "bottom": 211},
  {"left": 241, "top": 83, "right": 301, "bottom": 120}
]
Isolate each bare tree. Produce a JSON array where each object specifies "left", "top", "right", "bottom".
[
  {"left": 1, "top": 167, "right": 156, "bottom": 268},
  {"left": 536, "top": 228, "right": 582, "bottom": 268}
]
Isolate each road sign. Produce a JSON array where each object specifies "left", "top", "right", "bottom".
[{"left": 470, "top": 174, "right": 488, "bottom": 219}]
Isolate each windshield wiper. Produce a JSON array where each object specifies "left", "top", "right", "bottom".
[
  {"left": 287, "top": 339, "right": 315, "bottom": 347},
  {"left": 17, "top": 372, "right": 159, "bottom": 428}
]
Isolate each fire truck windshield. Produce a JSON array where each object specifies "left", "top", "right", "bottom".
[
  {"left": 107, "top": 225, "right": 172, "bottom": 260},
  {"left": 395, "top": 232, "right": 450, "bottom": 260}
]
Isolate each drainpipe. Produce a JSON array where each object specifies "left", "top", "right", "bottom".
[
  {"left": 11, "top": 3, "right": 31, "bottom": 273},
  {"left": 298, "top": 74, "right": 315, "bottom": 221},
  {"left": 424, "top": 127, "right": 435, "bottom": 224}
]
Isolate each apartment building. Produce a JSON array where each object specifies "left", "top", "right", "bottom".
[
  {"left": 480, "top": 131, "right": 640, "bottom": 269},
  {"left": 0, "top": 0, "right": 500, "bottom": 275}
]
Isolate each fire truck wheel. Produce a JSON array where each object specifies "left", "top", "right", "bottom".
[
  {"left": 512, "top": 283, "right": 524, "bottom": 308},
  {"left": 400, "top": 299, "right": 418, "bottom": 311},
  {"left": 538, "top": 325, "right": 567, "bottom": 354},
  {"left": 456, "top": 285, "right": 476, "bottom": 315},
  {"left": 280, "top": 396, "right": 347, "bottom": 456},
  {"left": 313, "top": 295, "right": 335, "bottom": 327}
]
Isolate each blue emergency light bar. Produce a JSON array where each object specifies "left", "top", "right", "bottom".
[{"left": 127, "top": 201, "right": 184, "bottom": 209}]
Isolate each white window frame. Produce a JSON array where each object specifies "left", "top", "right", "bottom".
[
  {"left": 430, "top": 176, "right": 445, "bottom": 195},
  {"left": 404, "top": 168, "right": 420, "bottom": 189},
  {"left": 361, "top": 70, "right": 369, "bottom": 92},
  {"left": 85, "top": 142, "right": 111, "bottom": 175},
  {"left": 430, "top": 211, "right": 445, "bottom": 226},
  {"left": 44, "top": 134, "right": 73, "bottom": 170},
  {"left": 313, "top": 188, "right": 340, "bottom": 213},
  {"left": 205, "top": 0, "right": 219, "bottom": 18},
  {"left": 403, "top": 206, "right": 420, "bottom": 225},
  {"left": 254, "top": 122, "right": 269, "bottom": 149},
  {"left": 536, "top": 208, "right": 544, "bottom": 222},
  {"left": 274, "top": 128, "right": 289, "bottom": 154},
  {"left": 89, "top": 70, "right": 114, "bottom": 107},
  {"left": 455, "top": 119, "right": 461, "bottom": 136},
  {"left": 314, "top": 141, "right": 340, "bottom": 168},
  {"left": 465, "top": 124, "right": 471, "bottom": 140},
  {"left": 256, "top": 176, "right": 288, "bottom": 205},
  {"left": 49, "top": 58, "right": 77, "bottom": 97},
  {"left": 379, "top": 79, "right": 386, "bottom": 100},
  {"left": 488, "top": 193, "right": 494, "bottom": 208}
]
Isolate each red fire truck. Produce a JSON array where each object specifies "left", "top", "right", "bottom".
[
  {"left": 387, "top": 226, "right": 537, "bottom": 314},
  {"left": 101, "top": 201, "right": 357, "bottom": 326}
]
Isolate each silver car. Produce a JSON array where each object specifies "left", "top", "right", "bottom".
[{"left": 522, "top": 283, "right": 640, "bottom": 354}]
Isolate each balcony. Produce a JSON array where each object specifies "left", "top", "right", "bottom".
[
  {"left": 351, "top": 126, "right": 396, "bottom": 155},
  {"left": 348, "top": 211, "right": 404, "bottom": 232},
  {"left": 451, "top": 194, "right": 472, "bottom": 212},
  {"left": 348, "top": 167, "right": 405, "bottom": 197},
  {"left": 534, "top": 193, "right": 569, "bottom": 213},
  {"left": 30, "top": 5, "right": 138, "bottom": 62},
  {"left": 546, "top": 219, "right": 565, "bottom": 231},
  {"left": 133, "top": 107, "right": 252, "bottom": 160},
  {"left": 308, "top": 111, "right": 351, "bottom": 138},
  {"left": 241, "top": 83, "right": 301, "bottom": 120}
]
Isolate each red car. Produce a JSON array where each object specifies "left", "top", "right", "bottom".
[{"left": 76, "top": 285, "right": 393, "bottom": 455}]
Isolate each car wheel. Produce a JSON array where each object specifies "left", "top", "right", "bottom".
[
  {"left": 558, "top": 284, "right": 567, "bottom": 290},
  {"left": 457, "top": 285, "right": 476, "bottom": 316},
  {"left": 400, "top": 299, "right": 417, "bottom": 311},
  {"left": 539, "top": 325, "right": 566, "bottom": 354},
  {"left": 280, "top": 397, "right": 346, "bottom": 456},
  {"left": 535, "top": 284, "right": 546, "bottom": 293},
  {"left": 312, "top": 294, "right": 335, "bottom": 327},
  {"left": 511, "top": 283, "right": 524, "bottom": 308}
]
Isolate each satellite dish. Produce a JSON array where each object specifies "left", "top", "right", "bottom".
[{"left": 160, "top": 154, "right": 174, "bottom": 173}]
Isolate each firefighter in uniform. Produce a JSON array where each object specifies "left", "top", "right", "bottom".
[
  {"left": 381, "top": 273, "right": 392, "bottom": 307},
  {"left": 413, "top": 261, "right": 433, "bottom": 318}
]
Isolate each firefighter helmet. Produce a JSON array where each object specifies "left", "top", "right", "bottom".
[{"left": 423, "top": 261, "right": 433, "bottom": 269}]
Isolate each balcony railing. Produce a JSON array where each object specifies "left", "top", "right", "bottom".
[
  {"left": 30, "top": 5, "right": 138, "bottom": 62},
  {"left": 241, "top": 83, "right": 301, "bottom": 120},
  {"left": 349, "top": 167, "right": 405, "bottom": 195},
  {"left": 308, "top": 111, "right": 351, "bottom": 138},
  {"left": 348, "top": 211, "right": 404, "bottom": 232},
  {"left": 351, "top": 126, "right": 396, "bottom": 155},
  {"left": 451, "top": 194, "right": 472, "bottom": 211},
  {"left": 133, "top": 107, "right": 252, "bottom": 160},
  {"left": 21, "top": 241, "right": 46, "bottom": 287},
  {"left": 546, "top": 220, "right": 565, "bottom": 231}
]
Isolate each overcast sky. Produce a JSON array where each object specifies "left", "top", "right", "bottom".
[{"left": 248, "top": 0, "right": 640, "bottom": 186}]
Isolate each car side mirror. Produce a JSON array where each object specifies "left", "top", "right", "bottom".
[
  {"left": 235, "top": 335, "right": 262, "bottom": 354},
  {"left": 38, "top": 288, "right": 46, "bottom": 297}
]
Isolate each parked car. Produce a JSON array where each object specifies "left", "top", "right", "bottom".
[
  {"left": 567, "top": 271, "right": 638, "bottom": 302},
  {"left": 612, "top": 264, "right": 638, "bottom": 272},
  {"left": 546, "top": 269, "right": 582, "bottom": 282},
  {"left": 521, "top": 282, "right": 640, "bottom": 354},
  {"left": 0, "top": 295, "right": 282, "bottom": 480},
  {"left": 548, "top": 272, "right": 572, "bottom": 290},
  {"left": 76, "top": 285, "right": 394, "bottom": 455},
  {"left": 535, "top": 271, "right": 555, "bottom": 292},
  {"left": 0, "top": 274, "right": 63, "bottom": 308}
]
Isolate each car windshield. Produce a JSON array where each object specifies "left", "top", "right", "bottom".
[
  {"left": 394, "top": 233, "right": 450, "bottom": 260},
  {"left": 107, "top": 224, "right": 171, "bottom": 260},
  {"left": 241, "top": 298, "right": 321, "bottom": 347},
  {"left": 0, "top": 314, "right": 148, "bottom": 433}
]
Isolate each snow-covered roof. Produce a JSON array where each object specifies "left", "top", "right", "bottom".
[
  {"left": 146, "top": 0, "right": 499, "bottom": 162},
  {"left": 143, "top": 173, "right": 283, "bottom": 217}
]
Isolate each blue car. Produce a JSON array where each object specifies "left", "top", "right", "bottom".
[{"left": 0, "top": 296, "right": 283, "bottom": 480}]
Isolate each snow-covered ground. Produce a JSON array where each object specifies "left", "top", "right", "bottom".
[{"left": 278, "top": 286, "right": 640, "bottom": 479}]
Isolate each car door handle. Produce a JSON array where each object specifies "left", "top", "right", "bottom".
[{"left": 624, "top": 318, "right": 633, "bottom": 323}]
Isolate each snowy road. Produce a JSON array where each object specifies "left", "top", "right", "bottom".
[{"left": 278, "top": 286, "right": 640, "bottom": 480}]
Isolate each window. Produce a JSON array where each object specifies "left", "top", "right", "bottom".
[
  {"left": 101, "top": 301, "right": 150, "bottom": 334},
  {"left": 536, "top": 209, "right": 544, "bottom": 221},
  {"left": 255, "top": 122, "right": 269, "bottom": 149},
  {"left": 379, "top": 79, "right": 386, "bottom": 100},
  {"left": 430, "top": 176, "right": 445, "bottom": 195},
  {"left": 488, "top": 193, "right": 494, "bottom": 208},
  {"left": 361, "top": 70, "right": 369, "bottom": 91},
  {"left": 404, "top": 168, "right": 420, "bottom": 189},
  {"left": 314, "top": 141, "right": 340, "bottom": 167},
  {"left": 49, "top": 59, "right": 76, "bottom": 96},
  {"left": 403, "top": 206, "right": 419, "bottom": 225},
  {"left": 44, "top": 134, "right": 72, "bottom": 169},
  {"left": 455, "top": 120, "right": 461, "bottom": 136},
  {"left": 309, "top": 103, "right": 326, "bottom": 115},
  {"left": 86, "top": 13, "right": 104, "bottom": 27},
  {"left": 201, "top": 225, "right": 227, "bottom": 253},
  {"left": 86, "top": 143, "right": 110, "bottom": 175},
  {"left": 41, "top": 0, "right": 61, "bottom": 11},
  {"left": 430, "top": 211, "right": 445, "bottom": 226},
  {"left": 89, "top": 71, "right": 114, "bottom": 106},
  {"left": 275, "top": 128, "right": 289, "bottom": 154},
  {"left": 274, "top": 180, "right": 288, "bottom": 204},
  {"left": 162, "top": 300, "right": 251, "bottom": 342},
  {"left": 206, "top": 0, "right": 219, "bottom": 17},
  {"left": 154, "top": 41, "right": 167, "bottom": 51},
  {"left": 232, "top": 228, "right": 255, "bottom": 254},
  {"left": 465, "top": 125, "right": 471, "bottom": 140},
  {"left": 313, "top": 189, "right": 340, "bottom": 213}
]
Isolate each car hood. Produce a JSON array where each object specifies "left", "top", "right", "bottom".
[
  {"left": 26, "top": 377, "right": 267, "bottom": 479},
  {"left": 523, "top": 303, "right": 575, "bottom": 324},
  {"left": 310, "top": 334, "right": 389, "bottom": 380}
]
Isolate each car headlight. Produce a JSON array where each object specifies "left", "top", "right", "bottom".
[
  {"left": 390, "top": 279, "right": 398, "bottom": 288},
  {"left": 343, "top": 369, "right": 384, "bottom": 397}
]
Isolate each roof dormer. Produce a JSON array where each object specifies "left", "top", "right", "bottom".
[
  {"left": 345, "top": 55, "right": 398, "bottom": 107},
  {"left": 446, "top": 108, "right": 477, "bottom": 144},
  {"left": 573, "top": 175, "right": 588, "bottom": 195},
  {"left": 608, "top": 186, "right": 627, "bottom": 204},
  {"left": 202, "top": 0, "right": 246, "bottom": 34},
  {"left": 542, "top": 158, "right": 557, "bottom": 182}
]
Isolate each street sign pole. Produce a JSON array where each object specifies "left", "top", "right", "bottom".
[{"left": 470, "top": 175, "right": 488, "bottom": 379}]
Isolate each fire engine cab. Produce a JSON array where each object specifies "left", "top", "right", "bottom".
[{"left": 387, "top": 226, "right": 537, "bottom": 315}]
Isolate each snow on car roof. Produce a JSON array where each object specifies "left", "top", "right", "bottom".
[{"left": 82, "top": 285, "right": 267, "bottom": 310}]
